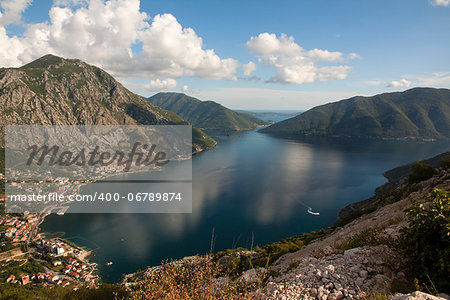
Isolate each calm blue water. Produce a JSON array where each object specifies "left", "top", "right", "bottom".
[{"left": 40, "top": 114, "right": 450, "bottom": 282}]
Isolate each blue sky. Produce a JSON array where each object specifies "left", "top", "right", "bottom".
[{"left": 0, "top": 0, "right": 449, "bottom": 109}]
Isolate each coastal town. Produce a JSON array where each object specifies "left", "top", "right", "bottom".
[
  {"left": 0, "top": 210, "right": 100, "bottom": 290},
  {"left": 0, "top": 144, "right": 166, "bottom": 290}
]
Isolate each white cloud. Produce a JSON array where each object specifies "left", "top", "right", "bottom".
[
  {"left": 387, "top": 78, "right": 412, "bottom": 88},
  {"left": 407, "top": 72, "right": 450, "bottom": 86},
  {"left": 348, "top": 53, "right": 362, "bottom": 60},
  {"left": 145, "top": 78, "right": 177, "bottom": 91},
  {"left": 383, "top": 73, "right": 450, "bottom": 89},
  {"left": 122, "top": 78, "right": 176, "bottom": 94},
  {"left": 242, "top": 61, "right": 256, "bottom": 76},
  {"left": 307, "top": 48, "right": 343, "bottom": 61},
  {"left": 137, "top": 13, "right": 238, "bottom": 80},
  {"left": 0, "top": 0, "right": 238, "bottom": 81},
  {"left": 0, "top": 27, "right": 25, "bottom": 66},
  {"left": 182, "top": 85, "right": 189, "bottom": 93},
  {"left": 430, "top": 0, "right": 450, "bottom": 6},
  {"left": 246, "top": 33, "right": 356, "bottom": 84},
  {"left": 0, "top": 0, "right": 32, "bottom": 25}
]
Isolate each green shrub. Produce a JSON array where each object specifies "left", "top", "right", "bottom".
[
  {"left": 408, "top": 162, "right": 437, "bottom": 183},
  {"left": 0, "top": 259, "right": 45, "bottom": 281},
  {"left": 213, "top": 229, "right": 326, "bottom": 278},
  {"left": 440, "top": 156, "right": 450, "bottom": 169},
  {"left": 286, "top": 261, "right": 300, "bottom": 272},
  {"left": 339, "top": 227, "right": 391, "bottom": 250},
  {"left": 398, "top": 189, "right": 450, "bottom": 293}
]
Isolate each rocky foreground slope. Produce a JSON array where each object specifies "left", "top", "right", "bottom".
[
  {"left": 256, "top": 168, "right": 449, "bottom": 299},
  {"left": 123, "top": 162, "right": 450, "bottom": 299}
]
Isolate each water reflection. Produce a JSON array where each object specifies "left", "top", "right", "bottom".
[{"left": 40, "top": 130, "right": 450, "bottom": 282}]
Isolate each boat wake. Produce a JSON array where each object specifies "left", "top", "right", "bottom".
[
  {"left": 294, "top": 197, "right": 320, "bottom": 216},
  {"left": 307, "top": 207, "right": 320, "bottom": 216}
]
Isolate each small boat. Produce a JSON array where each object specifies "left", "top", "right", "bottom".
[
  {"left": 105, "top": 261, "right": 113, "bottom": 266},
  {"left": 56, "top": 206, "right": 69, "bottom": 215},
  {"left": 307, "top": 208, "right": 320, "bottom": 216}
]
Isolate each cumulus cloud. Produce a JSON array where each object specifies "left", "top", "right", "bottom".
[
  {"left": 246, "top": 33, "right": 357, "bottom": 84},
  {"left": 242, "top": 61, "right": 256, "bottom": 76},
  {"left": 0, "top": 27, "right": 25, "bottom": 66},
  {"left": 0, "top": 0, "right": 32, "bottom": 25},
  {"left": 430, "top": 0, "right": 450, "bottom": 6},
  {"left": 307, "top": 48, "right": 343, "bottom": 61},
  {"left": 182, "top": 85, "right": 189, "bottom": 93},
  {"left": 137, "top": 13, "right": 238, "bottom": 80},
  {"left": 123, "top": 78, "right": 176, "bottom": 94},
  {"left": 387, "top": 78, "right": 412, "bottom": 88},
  {"left": 0, "top": 0, "right": 238, "bottom": 81},
  {"left": 145, "top": 78, "right": 177, "bottom": 91}
]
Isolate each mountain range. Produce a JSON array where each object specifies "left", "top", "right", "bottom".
[
  {"left": 261, "top": 87, "right": 450, "bottom": 140},
  {"left": 2, "top": 55, "right": 448, "bottom": 150},
  {"left": 0, "top": 54, "right": 215, "bottom": 152},
  {"left": 147, "top": 93, "right": 272, "bottom": 135}
]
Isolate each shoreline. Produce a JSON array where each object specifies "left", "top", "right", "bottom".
[
  {"left": 259, "top": 131, "right": 445, "bottom": 143},
  {"left": 32, "top": 138, "right": 449, "bottom": 284},
  {"left": 38, "top": 224, "right": 95, "bottom": 263}
]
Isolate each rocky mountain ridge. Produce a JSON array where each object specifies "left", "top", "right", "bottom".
[{"left": 0, "top": 54, "right": 216, "bottom": 152}]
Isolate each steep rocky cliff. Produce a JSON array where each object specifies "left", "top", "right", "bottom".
[{"left": 0, "top": 54, "right": 216, "bottom": 152}]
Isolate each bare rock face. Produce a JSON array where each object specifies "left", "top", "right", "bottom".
[
  {"left": 0, "top": 54, "right": 215, "bottom": 151},
  {"left": 390, "top": 291, "right": 449, "bottom": 300},
  {"left": 257, "top": 245, "right": 402, "bottom": 299},
  {"left": 239, "top": 268, "right": 267, "bottom": 284}
]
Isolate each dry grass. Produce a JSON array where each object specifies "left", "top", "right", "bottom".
[{"left": 127, "top": 258, "right": 258, "bottom": 300}]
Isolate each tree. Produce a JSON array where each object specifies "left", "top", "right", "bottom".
[
  {"left": 399, "top": 189, "right": 450, "bottom": 292},
  {"left": 408, "top": 162, "right": 437, "bottom": 183}
]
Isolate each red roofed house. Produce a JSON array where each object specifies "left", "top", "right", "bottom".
[
  {"left": 21, "top": 275, "right": 30, "bottom": 285},
  {"left": 62, "top": 280, "right": 70, "bottom": 287}
]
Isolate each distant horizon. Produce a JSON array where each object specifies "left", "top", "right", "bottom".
[
  {"left": 145, "top": 86, "right": 449, "bottom": 111},
  {"left": 235, "top": 109, "right": 304, "bottom": 113}
]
